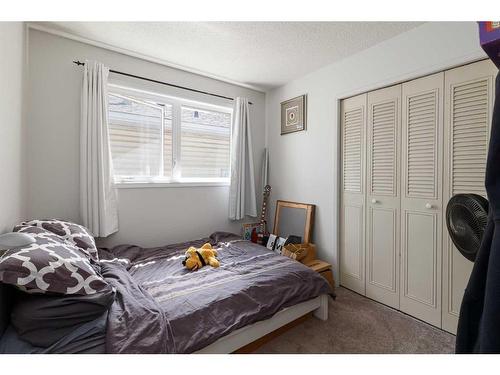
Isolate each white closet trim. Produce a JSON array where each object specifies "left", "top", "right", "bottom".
[{"left": 336, "top": 55, "right": 487, "bottom": 101}]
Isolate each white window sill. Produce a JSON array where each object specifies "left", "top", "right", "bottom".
[{"left": 114, "top": 180, "right": 230, "bottom": 189}]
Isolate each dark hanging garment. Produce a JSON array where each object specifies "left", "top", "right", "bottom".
[{"left": 456, "top": 71, "right": 500, "bottom": 353}]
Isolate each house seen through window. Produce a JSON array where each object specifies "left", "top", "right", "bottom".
[{"left": 107, "top": 87, "right": 232, "bottom": 184}]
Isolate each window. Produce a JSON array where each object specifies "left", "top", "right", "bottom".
[
  {"left": 108, "top": 86, "right": 232, "bottom": 185},
  {"left": 181, "top": 106, "right": 231, "bottom": 179}
]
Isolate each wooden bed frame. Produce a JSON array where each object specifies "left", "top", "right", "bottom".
[{"left": 195, "top": 294, "right": 329, "bottom": 354}]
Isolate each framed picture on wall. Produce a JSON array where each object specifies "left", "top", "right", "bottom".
[{"left": 281, "top": 94, "right": 307, "bottom": 135}]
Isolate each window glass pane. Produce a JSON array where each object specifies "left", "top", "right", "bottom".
[
  {"left": 108, "top": 94, "right": 169, "bottom": 179},
  {"left": 180, "top": 106, "right": 231, "bottom": 179},
  {"left": 163, "top": 104, "right": 173, "bottom": 177}
]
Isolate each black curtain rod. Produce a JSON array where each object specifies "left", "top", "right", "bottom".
[{"left": 73, "top": 60, "right": 252, "bottom": 105}]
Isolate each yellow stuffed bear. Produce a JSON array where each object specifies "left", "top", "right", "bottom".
[{"left": 182, "top": 243, "right": 220, "bottom": 271}]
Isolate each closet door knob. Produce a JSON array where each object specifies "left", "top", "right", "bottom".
[
  {"left": 425, "top": 203, "right": 432, "bottom": 209},
  {"left": 371, "top": 199, "right": 378, "bottom": 204}
]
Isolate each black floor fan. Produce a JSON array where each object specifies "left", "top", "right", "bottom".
[{"left": 445, "top": 194, "right": 489, "bottom": 262}]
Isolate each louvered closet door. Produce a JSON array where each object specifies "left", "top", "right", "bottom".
[
  {"left": 365, "top": 85, "right": 401, "bottom": 308},
  {"left": 340, "top": 93, "right": 367, "bottom": 295},
  {"left": 442, "top": 60, "right": 497, "bottom": 334},
  {"left": 400, "top": 73, "right": 444, "bottom": 327}
]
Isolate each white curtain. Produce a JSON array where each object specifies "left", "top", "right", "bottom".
[
  {"left": 229, "top": 97, "right": 257, "bottom": 220},
  {"left": 80, "top": 60, "right": 118, "bottom": 237}
]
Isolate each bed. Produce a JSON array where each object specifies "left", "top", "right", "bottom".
[{"left": 0, "top": 230, "right": 331, "bottom": 354}]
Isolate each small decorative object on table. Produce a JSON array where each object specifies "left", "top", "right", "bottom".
[
  {"left": 266, "top": 234, "right": 287, "bottom": 254},
  {"left": 242, "top": 222, "right": 262, "bottom": 243},
  {"left": 284, "top": 235, "right": 302, "bottom": 245},
  {"left": 281, "top": 95, "right": 307, "bottom": 135},
  {"left": 266, "top": 234, "right": 277, "bottom": 250},
  {"left": 274, "top": 237, "right": 287, "bottom": 255},
  {"left": 281, "top": 243, "right": 308, "bottom": 262}
]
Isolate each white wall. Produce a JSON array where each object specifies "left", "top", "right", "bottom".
[
  {"left": 265, "top": 22, "right": 488, "bottom": 283},
  {"left": 0, "top": 23, "right": 26, "bottom": 233},
  {"left": 26, "top": 28, "right": 266, "bottom": 247}
]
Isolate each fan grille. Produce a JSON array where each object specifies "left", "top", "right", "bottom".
[{"left": 446, "top": 194, "right": 488, "bottom": 262}]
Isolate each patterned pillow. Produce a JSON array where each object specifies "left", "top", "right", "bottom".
[
  {"left": 19, "top": 219, "right": 98, "bottom": 262},
  {"left": 0, "top": 226, "right": 111, "bottom": 295}
]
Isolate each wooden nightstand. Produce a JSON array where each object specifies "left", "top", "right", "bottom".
[{"left": 304, "top": 259, "right": 336, "bottom": 298}]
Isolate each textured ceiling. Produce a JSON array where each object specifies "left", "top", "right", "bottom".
[{"left": 38, "top": 22, "right": 423, "bottom": 91}]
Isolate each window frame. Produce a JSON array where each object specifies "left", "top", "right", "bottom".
[{"left": 108, "top": 84, "right": 233, "bottom": 188}]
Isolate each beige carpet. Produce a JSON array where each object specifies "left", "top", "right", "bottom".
[{"left": 255, "top": 287, "right": 455, "bottom": 354}]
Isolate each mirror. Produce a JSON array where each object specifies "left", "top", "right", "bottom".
[
  {"left": 273, "top": 200, "right": 315, "bottom": 244},
  {"left": 277, "top": 207, "right": 307, "bottom": 239}
]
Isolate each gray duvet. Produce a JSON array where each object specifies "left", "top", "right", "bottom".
[
  {"left": 100, "top": 232, "right": 331, "bottom": 353},
  {"left": 0, "top": 313, "right": 106, "bottom": 354}
]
